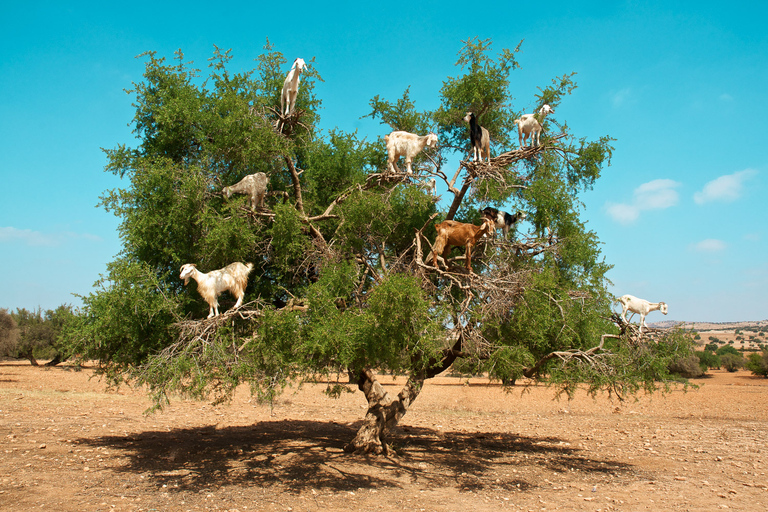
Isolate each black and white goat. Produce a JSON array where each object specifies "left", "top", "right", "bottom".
[
  {"left": 481, "top": 207, "right": 527, "bottom": 237},
  {"left": 463, "top": 112, "right": 490, "bottom": 163}
]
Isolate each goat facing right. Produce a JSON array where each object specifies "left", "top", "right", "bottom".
[
  {"left": 384, "top": 131, "right": 438, "bottom": 174},
  {"left": 180, "top": 262, "right": 254, "bottom": 318},
  {"left": 432, "top": 217, "right": 495, "bottom": 272},
  {"left": 481, "top": 207, "right": 527, "bottom": 237},
  {"left": 617, "top": 294, "right": 668, "bottom": 334},
  {"left": 514, "top": 104, "right": 554, "bottom": 148}
]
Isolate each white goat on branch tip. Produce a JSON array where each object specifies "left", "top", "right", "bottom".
[
  {"left": 514, "top": 104, "right": 554, "bottom": 148},
  {"left": 281, "top": 58, "right": 306, "bottom": 117},
  {"left": 384, "top": 131, "right": 438, "bottom": 174},
  {"left": 180, "top": 262, "right": 254, "bottom": 318},
  {"left": 223, "top": 172, "right": 269, "bottom": 209},
  {"left": 617, "top": 294, "right": 668, "bottom": 333},
  {"left": 431, "top": 217, "right": 496, "bottom": 271},
  {"left": 463, "top": 112, "right": 490, "bottom": 163}
]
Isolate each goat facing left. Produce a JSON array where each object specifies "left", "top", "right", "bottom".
[
  {"left": 223, "top": 172, "right": 269, "bottom": 209},
  {"left": 180, "top": 262, "right": 254, "bottom": 318}
]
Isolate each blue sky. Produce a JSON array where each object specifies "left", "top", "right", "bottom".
[{"left": 1, "top": 1, "right": 766, "bottom": 322}]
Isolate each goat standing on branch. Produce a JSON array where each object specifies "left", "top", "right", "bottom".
[
  {"left": 617, "top": 294, "right": 668, "bottom": 334},
  {"left": 180, "top": 262, "right": 254, "bottom": 318},
  {"left": 481, "top": 207, "right": 527, "bottom": 237},
  {"left": 223, "top": 172, "right": 269, "bottom": 209},
  {"left": 432, "top": 217, "right": 495, "bottom": 271},
  {"left": 384, "top": 131, "right": 438, "bottom": 174},
  {"left": 514, "top": 104, "right": 554, "bottom": 148},
  {"left": 280, "top": 58, "right": 306, "bottom": 118},
  {"left": 463, "top": 112, "right": 490, "bottom": 163}
]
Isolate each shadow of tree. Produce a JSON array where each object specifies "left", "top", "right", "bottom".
[{"left": 81, "top": 420, "right": 634, "bottom": 495}]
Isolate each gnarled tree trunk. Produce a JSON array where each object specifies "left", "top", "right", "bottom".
[{"left": 344, "top": 335, "right": 463, "bottom": 455}]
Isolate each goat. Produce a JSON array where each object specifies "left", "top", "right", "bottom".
[
  {"left": 432, "top": 217, "right": 495, "bottom": 271},
  {"left": 617, "top": 294, "right": 668, "bottom": 333},
  {"left": 280, "top": 58, "right": 306, "bottom": 117},
  {"left": 481, "top": 207, "right": 527, "bottom": 237},
  {"left": 514, "top": 104, "right": 554, "bottom": 148},
  {"left": 418, "top": 177, "right": 437, "bottom": 196},
  {"left": 384, "top": 131, "right": 438, "bottom": 174},
  {"left": 463, "top": 112, "right": 491, "bottom": 163},
  {"left": 180, "top": 262, "right": 254, "bottom": 318},
  {"left": 223, "top": 172, "right": 269, "bottom": 209}
]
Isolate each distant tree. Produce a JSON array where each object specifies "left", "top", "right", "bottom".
[
  {"left": 716, "top": 345, "right": 741, "bottom": 357},
  {"left": 10, "top": 306, "right": 74, "bottom": 366},
  {"left": 693, "top": 333, "right": 701, "bottom": 340},
  {"left": 64, "top": 40, "right": 693, "bottom": 454},
  {"left": 704, "top": 342, "right": 718, "bottom": 352},
  {"left": 745, "top": 350, "right": 768, "bottom": 377},
  {"left": 720, "top": 353, "right": 743, "bottom": 372},
  {"left": 697, "top": 350, "right": 721, "bottom": 370},
  {"left": 668, "top": 354, "right": 705, "bottom": 378},
  {"left": 0, "top": 309, "right": 19, "bottom": 357}
]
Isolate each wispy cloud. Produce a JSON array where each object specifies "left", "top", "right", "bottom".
[
  {"left": 610, "top": 87, "right": 634, "bottom": 108},
  {"left": 0, "top": 227, "right": 101, "bottom": 247},
  {"left": 605, "top": 179, "right": 681, "bottom": 225},
  {"left": 719, "top": 93, "right": 734, "bottom": 102},
  {"left": 692, "top": 239, "right": 727, "bottom": 252},
  {"left": 694, "top": 169, "right": 757, "bottom": 205}
]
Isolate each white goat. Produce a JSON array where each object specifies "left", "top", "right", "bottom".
[
  {"left": 418, "top": 177, "right": 437, "bottom": 196},
  {"left": 223, "top": 172, "right": 269, "bottom": 209},
  {"left": 180, "top": 262, "right": 254, "bottom": 318},
  {"left": 618, "top": 294, "right": 668, "bottom": 333},
  {"left": 481, "top": 207, "right": 527, "bottom": 237},
  {"left": 280, "top": 58, "right": 306, "bottom": 117},
  {"left": 384, "top": 131, "right": 438, "bottom": 174},
  {"left": 514, "top": 104, "right": 554, "bottom": 148},
  {"left": 463, "top": 112, "right": 491, "bottom": 163}
]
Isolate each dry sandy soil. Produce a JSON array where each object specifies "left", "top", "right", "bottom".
[{"left": 1, "top": 361, "right": 767, "bottom": 512}]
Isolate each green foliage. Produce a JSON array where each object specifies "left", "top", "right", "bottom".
[
  {"left": 716, "top": 345, "right": 741, "bottom": 357},
  {"left": 67, "top": 38, "right": 689, "bottom": 413},
  {"left": 745, "top": 350, "right": 768, "bottom": 377},
  {"left": 704, "top": 342, "right": 719, "bottom": 352},
  {"left": 5, "top": 305, "right": 74, "bottom": 364},
  {"left": 0, "top": 309, "right": 19, "bottom": 357},
  {"left": 668, "top": 354, "right": 705, "bottom": 379},
  {"left": 720, "top": 353, "right": 743, "bottom": 372},
  {"left": 697, "top": 350, "right": 721, "bottom": 370}
]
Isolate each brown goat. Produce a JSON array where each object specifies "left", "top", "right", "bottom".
[{"left": 432, "top": 217, "right": 495, "bottom": 271}]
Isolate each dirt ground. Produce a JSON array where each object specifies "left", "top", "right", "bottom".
[{"left": 1, "top": 361, "right": 767, "bottom": 512}]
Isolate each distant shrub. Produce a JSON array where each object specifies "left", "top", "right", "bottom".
[
  {"left": 704, "top": 342, "right": 719, "bottom": 352},
  {"left": 720, "top": 353, "right": 743, "bottom": 372},
  {"left": 668, "top": 355, "right": 705, "bottom": 378},
  {"left": 697, "top": 351, "right": 721, "bottom": 370},
  {"left": 745, "top": 350, "right": 768, "bottom": 378},
  {"left": 716, "top": 345, "right": 741, "bottom": 357}
]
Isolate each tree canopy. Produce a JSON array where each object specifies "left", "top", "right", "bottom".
[{"left": 65, "top": 38, "right": 692, "bottom": 454}]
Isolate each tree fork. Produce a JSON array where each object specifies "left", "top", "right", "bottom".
[{"left": 344, "top": 334, "right": 463, "bottom": 455}]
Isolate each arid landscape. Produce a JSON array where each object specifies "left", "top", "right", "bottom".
[{"left": 1, "top": 360, "right": 767, "bottom": 511}]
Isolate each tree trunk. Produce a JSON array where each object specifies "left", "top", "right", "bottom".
[
  {"left": 344, "top": 334, "right": 464, "bottom": 455},
  {"left": 20, "top": 350, "right": 38, "bottom": 366},
  {"left": 45, "top": 353, "right": 64, "bottom": 367}
]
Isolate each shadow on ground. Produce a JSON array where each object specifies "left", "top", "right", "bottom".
[{"left": 81, "top": 419, "right": 635, "bottom": 495}]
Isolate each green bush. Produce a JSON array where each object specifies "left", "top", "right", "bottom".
[
  {"left": 720, "top": 353, "right": 743, "bottom": 372},
  {"left": 745, "top": 350, "right": 768, "bottom": 377},
  {"left": 668, "top": 354, "right": 705, "bottom": 378},
  {"left": 697, "top": 350, "right": 721, "bottom": 370}
]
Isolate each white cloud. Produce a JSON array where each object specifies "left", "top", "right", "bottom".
[
  {"left": 0, "top": 227, "right": 101, "bottom": 247},
  {"left": 692, "top": 239, "right": 727, "bottom": 252},
  {"left": 605, "top": 179, "right": 680, "bottom": 225},
  {"left": 610, "top": 87, "right": 634, "bottom": 108},
  {"left": 719, "top": 93, "right": 734, "bottom": 102},
  {"left": 694, "top": 169, "right": 758, "bottom": 205}
]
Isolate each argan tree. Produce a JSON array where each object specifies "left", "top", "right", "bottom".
[{"left": 65, "top": 38, "right": 691, "bottom": 454}]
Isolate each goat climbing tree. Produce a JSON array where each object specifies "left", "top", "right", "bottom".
[{"left": 65, "top": 38, "right": 692, "bottom": 455}]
